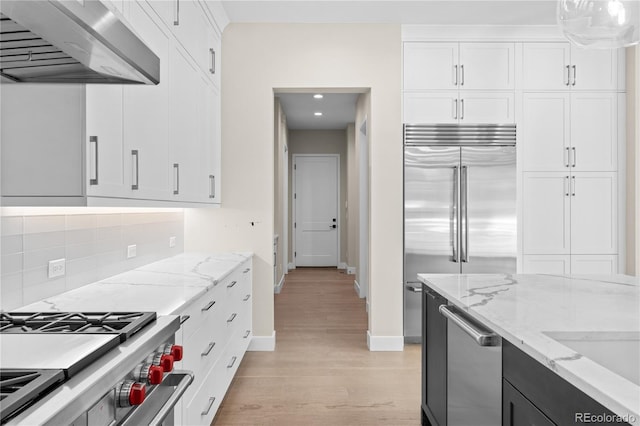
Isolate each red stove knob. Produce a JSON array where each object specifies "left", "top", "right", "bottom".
[
  {"left": 148, "top": 365, "right": 164, "bottom": 385},
  {"left": 129, "top": 382, "right": 146, "bottom": 405},
  {"left": 170, "top": 345, "right": 183, "bottom": 361},
  {"left": 117, "top": 381, "right": 146, "bottom": 407},
  {"left": 160, "top": 354, "right": 174, "bottom": 372}
]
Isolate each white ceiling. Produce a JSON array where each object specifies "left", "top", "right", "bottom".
[
  {"left": 277, "top": 93, "right": 359, "bottom": 130},
  {"left": 220, "top": 1, "right": 558, "bottom": 25}
]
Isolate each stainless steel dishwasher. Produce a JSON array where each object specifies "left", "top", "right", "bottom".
[{"left": 440, "top": 304, "right": 502, "bottom": 426}]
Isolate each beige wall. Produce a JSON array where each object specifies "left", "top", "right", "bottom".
[
  {"left": 288, "top": 129, "right": 348, "bottom": 266},
  {"left": 274, "top": 99, "right": 287, "bottom": 287},
  {"left": 185, "top": 23, "right": 403, "bottom": 341},
  {"left": 629, "top": 45, "right": 640, "bottom": 276}
]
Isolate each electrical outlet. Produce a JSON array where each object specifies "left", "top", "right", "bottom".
[
  {"left": 48, "top": 258, "right": 66, "bottom": 279},
  {"left": 127, "top": 244, "right": 137, "bottom": 259},
  {"left": 169, "top": 236, "right": 176, "bottom": 248}
]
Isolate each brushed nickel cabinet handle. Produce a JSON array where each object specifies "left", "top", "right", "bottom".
[
  {"left": 453, "top": 99, "right": 458, "bottom": 119},
  {"left": 454, "top": 64, "right": 458, "bottom": 86},
  {"left": 460, "top": 99, "right": 465, "bottom": 120},
  {"left": 131, "top": 150, "right": 139, "bottom": 190},
  {"left": 572, "top": 65, "right": 577, "bottom": 86},
  {"left": 227, "top": 356, "right": 237, "bottom": 369},
  {"left": 571, "top": 176, "right": 576, "bottom": 196},
  {"left": 89, "top": 136, "right": 98, "bottom": 185},
  {"left": 173, "top": 0, "right": 180, "bottom": 26},
  {"left": 180, "top": 315, "right": 190, "bottom": 325},
  {"left": 565, "top": 176, "right": 570, "bottom": 196},
  {"left": 572, "top": 147, "right": 576, "bottom": 167},
  {"left": 201, "top": 300, "right": 215, "bottom": 311},
  {"left": 201, "top": 397, "right": 215, "bottom": 416},
  {"left": 227, "top": 313, "right": 237, "bottom": 323},
  {"left": 173, "top": 163, "right": 179, "bottom": 195},
  {"left": 243, "top": 268, "right": 251, "bottom": 273},
  {"left": 565, "top": 147, "right": 570, "bottom": 167},
  {"left": 227, "top": 280, "right": 237, "bottom": 288},
  {"left": 243, "top": 294, "right": 251, "bottom": 301},
  {"left": 209, "top": 175, "right": 215, "bottom": 198},
  {"left": 201, "top": 341, "right": 215, "bottom": 356},
  {"left": 566, "top": 65, "right": 571, "bottom": 86},
  {"left": 209, "top": 48, "right": 215, "bottom": 74},
  {"left": 460, "top": 64, "right": 465, "bottom": 86},
  {"left": 243, "top": 330, "right": 250, "bottom": 338}
]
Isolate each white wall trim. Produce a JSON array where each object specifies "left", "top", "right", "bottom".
[
  {"left": 346, "top": 266, "right": 356, "bottom": 275},
  {"left": 274, "top": 274, "right": 285, "bottom": 294},
  {"left": 354, "top": 279, "right": 360, "bottom": 296},
  {"left": 287, "top": 262, "right": 295, "bottom": 271},
  {"left": 367, "top": 331, "right": 404, "bottom": 352},
  {"left": 402, "top": 25, "right": 564, "bottom": 42},
  {"left": 338, "top": 262, "right": 347, "bottom": 269},
  {"left": 248, "top": 331, "right": 276, "bottom": 351}
]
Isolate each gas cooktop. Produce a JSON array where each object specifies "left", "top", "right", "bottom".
[{"left": 0, "top": 312, "right": 156, "bottom": 342}]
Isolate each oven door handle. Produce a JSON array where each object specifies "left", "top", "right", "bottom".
[{"left": 147, "top": 370, "right": 194, "bottom": 426}]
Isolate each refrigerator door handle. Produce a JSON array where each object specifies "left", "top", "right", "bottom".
[
  {"left": 452, "top": 166, "right": 459, "bottom": 263},
  {"left": 461, "top": 166, "right": 469, "bottom": 263}
]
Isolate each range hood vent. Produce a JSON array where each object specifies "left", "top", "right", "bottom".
[{"left": 0, "top": 1, "right": 159, "bottom": 84}]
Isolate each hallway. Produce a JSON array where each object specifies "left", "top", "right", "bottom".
[{"left": 214, "top": 268, "right": 421, "bottom": 425}]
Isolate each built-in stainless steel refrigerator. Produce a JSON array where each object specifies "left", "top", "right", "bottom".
[{"left": 404, "top": 124, "right": 517, "bottom": 342}]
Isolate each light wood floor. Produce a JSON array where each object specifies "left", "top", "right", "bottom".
[{"left": 213, "top": 268, "right": 421, "bottom": 425}]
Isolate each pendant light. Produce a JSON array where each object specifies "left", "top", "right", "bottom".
[{"left": 558, "top": 0, "right": 640, "bottom": 48}]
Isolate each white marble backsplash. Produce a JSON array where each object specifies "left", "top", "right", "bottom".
[{"left": 1, "top": 211, "right": 184, "bottom": 310}]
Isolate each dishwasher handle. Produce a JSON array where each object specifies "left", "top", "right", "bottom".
[{"left": 439, "top": 305, "right": 500, "bottom": 347}]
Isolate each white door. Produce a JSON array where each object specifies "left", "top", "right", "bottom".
[
  {"left": 458, "top": 43, "right": 514, "bottom": 90},
  {"left": 570, "top": 172, "right": 618, "bottom": 254},
  {"left": 522, "top": 255, "right": 570, "bottom": 274},
  {"left": 570, "top": 47, "right": 617, "bottom": 91},
  {"left": 570, "top": 93, "right": 617, "bottom": 172},
  {"left": 457, "top": 92, "right": 514, "bottom": 124},
  {"left": 522, "top": 172, "right": 571, "bottom": 254},
  {"left": 403, "top": 92, "right": 459, "bottom": 124},
  {"left": 403, "top": 42, "right": 459, "bottom": 90},
  {"left": 522, "top": 93, "right": 570, "bottom": 171},
  {"left": 570, "top": 255, "right": 618, "bottom": 274},
  {"left": 522, "top": 43, "right": 571, "bottom": 90},
  {"left": 294, "top": 155, "right": 339, "bottom": 267}
]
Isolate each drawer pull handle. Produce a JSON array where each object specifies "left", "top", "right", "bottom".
[
  {"left": 180, "top": 315, "right": 190, "bottom": 325},
  {"left": 227, "top": 280, "right": 237, "bottom": 288},
  {"left": 201, "top": 300, "right": 216, "bottom": 312},
  {"left": 227, "top": 313, "right": 237, "bottom": 323},
  {"left": 201, "top": 341, "right": 216, "bottom": 356},
  {"left": 201, "top": 396, "right": 215, "bottom": 416},
  {"left": 243, "top": 294, "right": 251, "bottom": 301},
  {"left": 243, "top": 268, "right": 250, "bottom": 273},
  {"left": 89, "top": 136, "right": 98, "bottom": 185},
  {"left": 227, "top": 356, "right": 237, "bottom": 369},
  {"left": 243, "top": 330, "right": 250, "bottom": 339}
]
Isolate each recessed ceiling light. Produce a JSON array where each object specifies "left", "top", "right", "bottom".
[
  {"left": 313, "top": 94, "right": 323, "bottom": 99},
  {"left": 314, "top": 112, "right": 323, "bottom": 116}
]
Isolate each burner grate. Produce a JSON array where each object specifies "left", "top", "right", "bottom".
[
  {"left": 0, "top": 312, "right": 156, "bottom": 342},
  {"left": 0, "top": 369, "right": 65, "bottom": 423}
]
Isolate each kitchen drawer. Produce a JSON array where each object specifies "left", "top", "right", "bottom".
[
  {"left": 179, "top": 284, "right": 223, "bottom": 340},
  {"left": 185, "top": 358, "right": 225, "bottom": 426}
]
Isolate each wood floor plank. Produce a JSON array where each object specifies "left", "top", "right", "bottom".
[{"left": 212, "top": 268, "right": 421, "bottom": 425}]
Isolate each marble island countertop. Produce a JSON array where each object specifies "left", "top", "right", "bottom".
[
  {"left": 418, "top": 273, "right": 640, "bottom": 425},
  {"left": 17, "top": 252, "right": 252, "bottom": 315}
]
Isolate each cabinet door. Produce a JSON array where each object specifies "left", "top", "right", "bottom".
[
  {"left": 204, "top": 22, "right": 221, "bottom": 88},
  {"left": 522, "top": 93, "right": 570, "bottom": 172},
  {"left": 403, "top": 42, "right": 458, "bottom": 90},
  {"left": 570, "top": 93, "right": 617, "bottom": 172},
  {"left": 124, "top": 1, "right": 171, "bottom": 200},
  {"left": 570, "top": 172, "right": 617, "bottom": 254},
  {"left": 403, "top": 92, "right": 459, "bottom": 124},
  {"left": 522, "top": 43, "right": 571, "bottom": 90},
  {"left": 169, "top": 46, "right": 201, "bottom": 202},
  {"left": 423, "top": 288, "right": 447, "bottom": 426},
  {"left": 570, "top": 255, "right": 618, "bottom": 274},
  {"left": 502, "top": 380, "right": 556, "bottom": 426},
  {"left": 570, "top": 48, "right": 617, "bottom": 91},
  {"left": 171, "top": 0, "right": 203, "bottom": 63},
  {"left": 458, "top": 92, "right": 515, "bottom": 124},
  {"left": 86, "top": 85, "right": 127, "bottom": 198},
  {"left": 522, "top": 255, "right": 570, "bottom": 274},
  {"left": 459, "top": 43, "right": 514, "bottom": 90},
  {"left": 201, "top": 82, "right": 221, "bottom": 203},
  {"left": 522, "top": 173, "right": 571, "bottom": 255}
]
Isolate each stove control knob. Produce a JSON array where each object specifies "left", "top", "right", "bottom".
[
  {"left": 117, "top": 381, "right": 146, "bottom": 407},
  {"left": 163, "top": 344, "right": 183, "bottom": 361},
  {"left": 136, "top": 363, "right": 164, "bottom": 385},
  {"left": 160, "top": 354, "right": 174, "bottom": 372}
]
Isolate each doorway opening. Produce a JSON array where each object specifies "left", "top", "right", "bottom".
[{"left": 272, "top": 89, "right": 370, "bottom": 313}]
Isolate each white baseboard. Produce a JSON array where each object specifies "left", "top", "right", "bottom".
[
  {"left": 274, "top": 274, "right": 285, "bottom": 294},
  {"left": 248, "top": 331, "right": 276, "bottom": 351},
  {"left": 366, "top": 300, "right": 370, "bottom": 313},
  {"left": 338, "top": 262, "right": 347, "bottom": 269},
  {"left": 346, "top": 266, "right": 356, "bottom": 275},
  {"left": 367, "top": 331, "right": 404, "bottom": 351},
  {"left": 354, "top": 279, "right": 360, "bottom": 296},
  {"left": 287, "top": 262, "right": 295, "bottom": 271}
]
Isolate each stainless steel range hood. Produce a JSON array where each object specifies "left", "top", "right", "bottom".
[{"left": 0, "top": 1, "right": 159, "bottom": 84}]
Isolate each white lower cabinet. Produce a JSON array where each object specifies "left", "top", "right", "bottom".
[
  {"left": 522, "top": 255, "right": 571, "bottom": 274},
  {"left": 523, "top": 254, "right": 618, "bottom": 274},
  {"left": 175, "top": 258, "right": 252, "bottom": 425},
  {"left": 570, "top": 255, "right": 618, "bottom": 274}
]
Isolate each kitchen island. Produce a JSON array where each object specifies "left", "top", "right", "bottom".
[{"left": 418, "top": 274, "right": 639, "bottom": 426}]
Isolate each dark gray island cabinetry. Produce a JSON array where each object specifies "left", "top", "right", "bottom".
[{"left": 421, "top": 286, "right": 447, "bottom": 426}]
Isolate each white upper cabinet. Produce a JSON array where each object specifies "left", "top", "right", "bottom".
[
  {"left": 458, "top": 43, "right": 514, "bottom": 90},
  {"left": 523, "top": 43, "right": 618, "bottom": 91},
  {"left": 457, "top": 92, "right": 514, "bottom": 123},
  {"left": 522, "top": 93, "right": 570, "bottom": 171},
  {"left": 404, "top": 43, "right": 458, "bottom": 90},
  {"left": 404, "top": 92, "right": 459, "bottom": 124}
]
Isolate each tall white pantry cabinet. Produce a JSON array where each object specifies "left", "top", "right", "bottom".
[{"left": 402, "top": 28, "right": 626, "bottom": 275}]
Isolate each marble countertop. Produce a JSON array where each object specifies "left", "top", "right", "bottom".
[
  {"left": 418, "top": 273, "right": 640, "bottom": 425},
  {"left": 18, "top": 252, "right": 252, "bottom": 315}
]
